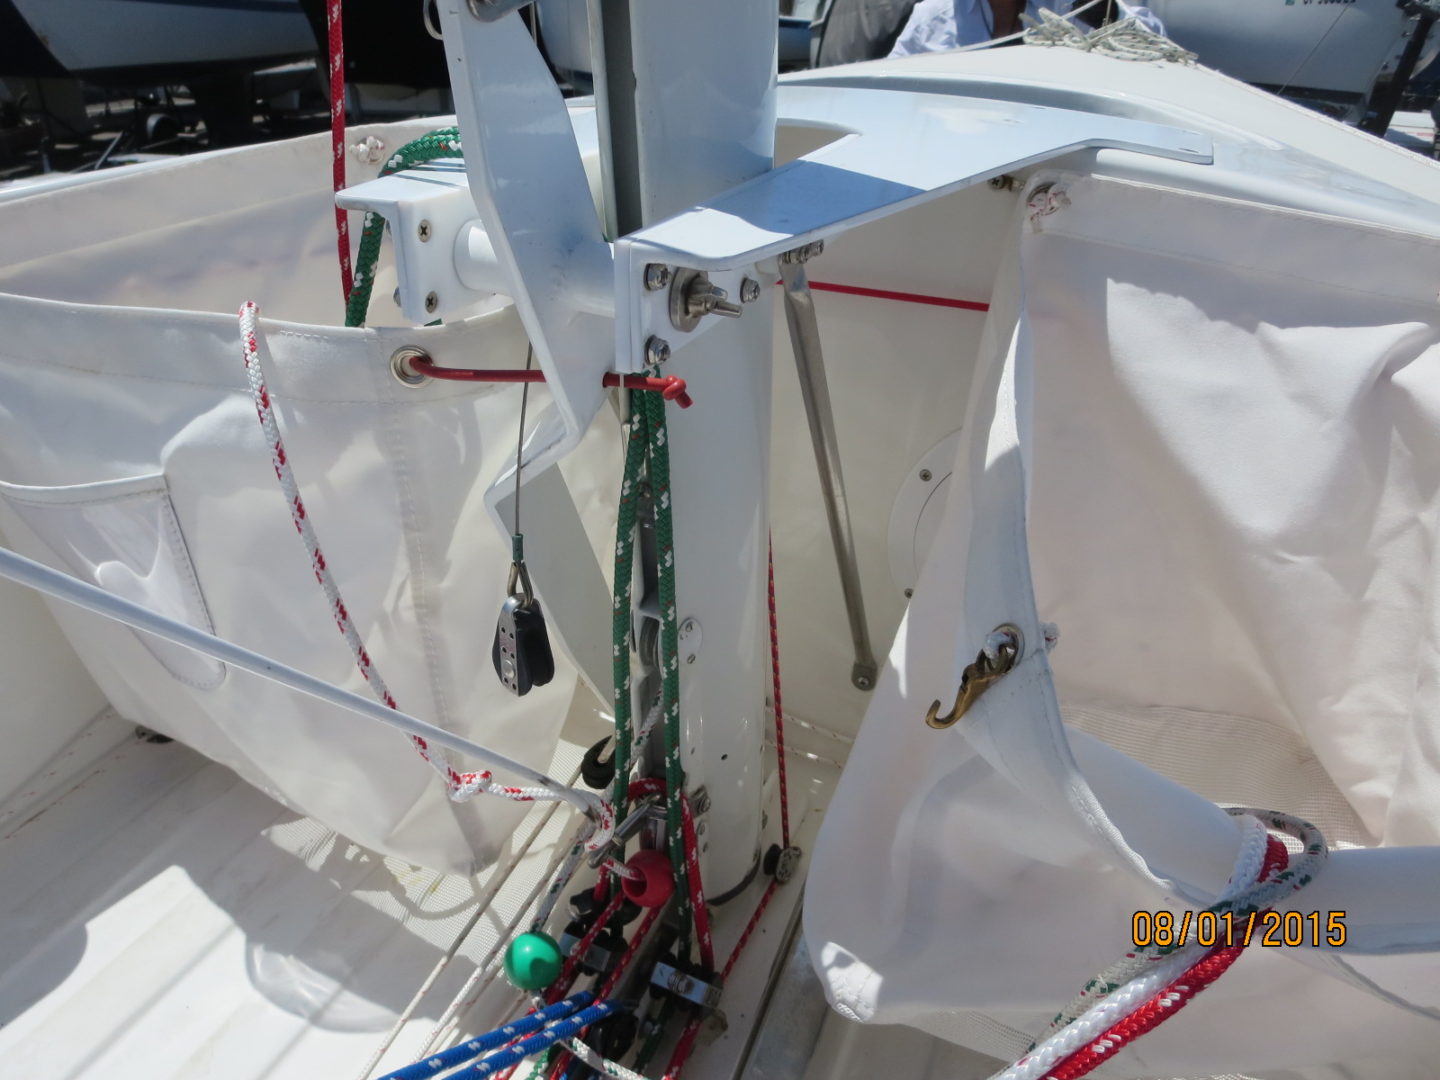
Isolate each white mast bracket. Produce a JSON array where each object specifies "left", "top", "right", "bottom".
[{"left": 616, "top": 85, "right": 1213, "bottom": 367}]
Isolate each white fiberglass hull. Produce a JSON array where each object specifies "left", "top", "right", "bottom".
[
  {"left": 1, "top": 42, "right": 1440, "bottom": 1080},
  {"left": 6, "top": 0, "right": 316, "bottom": 83}
]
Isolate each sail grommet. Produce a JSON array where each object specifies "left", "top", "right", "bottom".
[{"left": 390, "top": 346, "right": 432, "bottom": 387}]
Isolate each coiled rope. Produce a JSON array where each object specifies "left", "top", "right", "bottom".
[{"left": 1023, "top": 8, "right": 1197, "bottom": 63}]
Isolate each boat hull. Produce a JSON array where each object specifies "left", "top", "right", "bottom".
[{"left": 2, "top": 0, "right": 316, "bottom": 86}]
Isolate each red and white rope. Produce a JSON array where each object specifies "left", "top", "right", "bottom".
[
  {"left": 992, "top": 817, "right": 1291, "bottom": 1080},
  {"left": 1030, "top": 837, "right": 1289, "bottom": 1080},
  {"left": 679, "top": 794, "right": 715, "bottom": 969},
  {"left": 327, "top": 0, "right": 353, "bottom": 301},
  {"left": 237, "top": 304, "right": 615, "bottom": 849}
]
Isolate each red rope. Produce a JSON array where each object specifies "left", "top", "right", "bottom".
[
  {"left": 766, "top": 540, "right": 790, "bottom": 849},
  {"left": 1042, "top": 838, "right": 1290, "bottom": 1080},
  {"left": 679, "top": 794, "right": 715, "bottom": 970},
  {"left": 327, "top": 0, "right": 352, "bottom": 302},
  {"left": 662, "top": 544, "right": 792, "bottom": 1079},
  {"left": 406, "top": 358, "right": 694, "bottom": 408},
  {"left": 806, "top": 279, "right": 989, "bottom": 312},
  {"left": 541, "top": 905, "right": 666, "bottom": 1080},
  {"left": 547, "top": 890, "right": 627, "bottom": 1005}
]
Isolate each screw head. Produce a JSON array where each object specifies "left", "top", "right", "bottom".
[
  {"left": 425, "top": 291, "right": 439, "bottom": 314},
  {"left": 855, "top": 675, "right": 873, "bottom": 691},
  {"left": 644, "top": 263, "right": 672, "bottom": 291},
  {"left": 645, "top": 336, "right": 671, "bottom": 367},
  {"left": 740, "top": 277, "right": 761, "bottom": 303},
  {"left": 904, "top": 587, "right": 914, "bottom": 598},
  {"left": 919, "top": 468, "right": 933, "bottom": 482},
  {"left": 418, "top": 219, "right": 432, "bottom": 242}
]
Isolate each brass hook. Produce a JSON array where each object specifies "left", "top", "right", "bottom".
[{"left": 926, "top": 624, "right": 1023, "bottom": 729}]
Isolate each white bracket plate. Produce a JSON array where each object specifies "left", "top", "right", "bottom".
[
  {"left": 616, "top": 85, "right": 1213, "bottom": 368},
  {"left": 337, "top": 161, "right": 488, "bottom": 326}
]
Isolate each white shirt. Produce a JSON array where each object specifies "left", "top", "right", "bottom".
[{"left": 888, "top": 0, "right": 1163, "bottom": 57}]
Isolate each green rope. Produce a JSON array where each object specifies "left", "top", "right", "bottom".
[
  {"left": 610, "top": 397, "right": 650, "bottom": 820},
  {"left": 638, "top": 385, "right": 692, "bottom": 949},
  {"left": 607, "top": 385, "right": 691, "bottom": 951},
  {"left": 631, "top": 998, "right": 678, "bottom": 1076},
  {"left": 344, "top": 128, "right": 462, "bottom": 328}
]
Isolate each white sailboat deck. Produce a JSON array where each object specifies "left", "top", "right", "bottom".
[{"left": 0, "top": 703, "right": 856, "bottom": 1080}]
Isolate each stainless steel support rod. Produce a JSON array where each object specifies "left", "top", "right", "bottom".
[
  {"left": 778, "top": 256, "right": 878, "bottom": 692},
  {"left": 0, "top": 544, "right": 605, "bottom": 822}
]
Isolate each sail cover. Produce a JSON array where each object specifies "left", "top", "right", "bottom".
[
  {"left": 0, "top": 125, "right": 612, "bottom": 875},
  {"left": 806, "top": 173, "right": 1440, "bottom": 1076}
]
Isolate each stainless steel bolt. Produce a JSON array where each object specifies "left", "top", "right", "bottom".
[
  {"left": 418, "top": 219, "right": 432, "bottom": 242},
  {"left": 645, "top": 336, "right": 671, "bottom": 366},
  {"left": 919, "top": 468, "right": 933, "bottom": 482},
  {"left": 855, "top": 675, "right": 873, "bottom": 691},
  {"left": 740, "top": 277, "right": 761, "bottom": 303},
  {"left": 644, "top": 263, "right": 672, "bottom": 291},
  {"left": 425, "top": 291, "right": 439, "bottom": 314}
]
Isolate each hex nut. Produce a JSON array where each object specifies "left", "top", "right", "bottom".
[{"left": 645, "top": 336, "right": 671, "bottom": 367}]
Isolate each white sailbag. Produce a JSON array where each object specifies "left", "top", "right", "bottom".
[
  {"left": 0, "top": 125, "right": 613, "bottom": 875},
  {"left": 806, "top": 174, "right": 1440, "bottom": 1077}
]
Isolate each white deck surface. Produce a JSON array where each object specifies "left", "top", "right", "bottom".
[
  {"left": 0, "top": 710, "right": 594, "bottom": 1080},
  {"left": 0, "top": 708, "right": 848, "bottom": 1080}
]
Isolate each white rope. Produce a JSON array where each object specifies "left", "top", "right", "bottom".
[
  {"left": 633, "top": 699, "right": 664, "bottom": 749},
  {"left": 991, "top": 945, "right": 1205, "bottom": 1080},
  {"left": 946, "top": 0, "right": 1108, "bottom": 53},
  {"left": 1044, "top": 809, "right": 1326, "bottom": 1038},
  {"left": 414, "top": 816, "right": 590, "bottom": 1061},
  {"left": 353, "top": 765, "right": 584, "bottom": 1080},
  {"left": 990, "top": 815, "right": 1270, "bottom": 1080},
  {"left": 1022, "top": 9, "right": 1197, "bottom": 63}
]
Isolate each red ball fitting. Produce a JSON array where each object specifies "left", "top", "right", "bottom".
[{"left": 621, "top": 849, "right": 675, "bottom": 908}]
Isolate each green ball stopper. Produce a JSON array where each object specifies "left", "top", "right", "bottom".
[{"left": 504, "top": 931, "right": 564, "bottom": 991}]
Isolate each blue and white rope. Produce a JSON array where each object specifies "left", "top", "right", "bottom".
[{"left": 378, "top": 994, "right": 597, "bottom": 1080}]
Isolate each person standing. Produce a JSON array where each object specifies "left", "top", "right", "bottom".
[
  {"left": 815, "top": 0, "right": 924, "bottom": 66},
  {"left": 888, "top": 0, "right": 1162, "bottom": 57},
  {"left": 889, "top": 0, "right": 1060, "bottom": 55}
]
